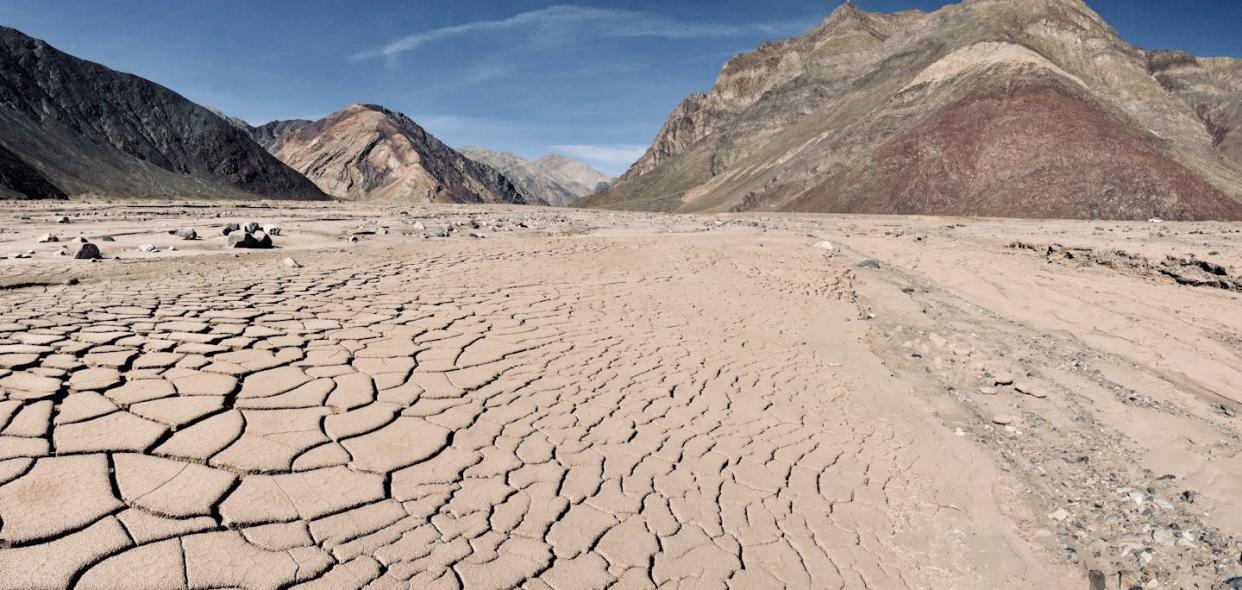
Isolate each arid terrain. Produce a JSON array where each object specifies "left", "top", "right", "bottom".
[{"left": 0, "top": 201, "right": 1239, "bottom": 589}]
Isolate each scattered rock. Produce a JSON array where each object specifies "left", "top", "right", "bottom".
[
  {"left": 172, "top": 228, "right": 197, "bottom": 240},
  {"left": 992, "top": 415, "right": 1015, "bottom": 426},
  {"left": 994, "top": 372, "right": 1015, "bottom": 386},
  {"left": 263, "top": 225, "right": 282, "bottom": 236},
  {"left": 138, "top": 244, "right": 157, "bottom": 253},
  {"left": 64, "top": 278, "right": 79, "bottom": 286},
  {"left": 1182, "top": 490, "right": 1198, "bottom": 503},
  {"left": 856, "top": 259, "right": 882, "bottom": 269},
  {"left": 98, "top": 236, "right": 115, "bottom": 242},
  {"left": 37, "top": 233, "right": 58, "bottom": 243},
  {"left": 1087, "top": 570, "right": 1106, "bottom": 590},
  {"left": 56, "top": 216, "right": 70, "bottom": 224},
  {"left": 977, "top": 387, "right": 999, "bottom": 396},
  {"left": 411, "top": 221, "right": 426, "bottom": 231},
  {"left": 244, "top": 222, "right": 261, "bottom": 233},
  {"left": 282, "top": 257, "right": 301, "bottom": 269},
  {"left": 815, "top": 241, "right": 834, "bottom": 250},
  {"left": 221, "top": 223, "right": 240, "bottom": 236},
  {"left": 1048, "top": 508, "right": 1071, "bottom": 522},
  {"left": 1015, "top": 382, "right": 1047, "bottom": 399}
]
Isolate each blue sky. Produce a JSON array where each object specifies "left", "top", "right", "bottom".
[{"left": 1, "top": 0, "right": 1240, "bottom": 174}]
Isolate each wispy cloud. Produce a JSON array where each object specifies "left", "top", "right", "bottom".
[
  {"left": 408, "top": 62, "right": 514, "bottom": 96},
  {"left": 353, "top": 5, "right": 811, "bottom": 60},
  {"left": 550, "top": 144, "right": 647, "bottom": 170}
]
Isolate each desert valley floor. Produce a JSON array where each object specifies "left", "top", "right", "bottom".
[{"left": 0, "top": 202, "right": 1240, "bottom": 589}]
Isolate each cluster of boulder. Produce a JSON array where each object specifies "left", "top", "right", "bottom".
[{"left": 222, "top": 222, "right": 280, "bottom": 249}]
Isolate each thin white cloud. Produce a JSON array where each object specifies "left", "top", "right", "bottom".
[
  {"left": 550, "top": 144, "right": 647, "bottom": 169},
  {"left": 354, "top": 5, "right": 812, "bottom": 60}
]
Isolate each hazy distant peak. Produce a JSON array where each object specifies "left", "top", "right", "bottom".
[{"left": 460, "top": 147, "right": 614, "bottom": 207}]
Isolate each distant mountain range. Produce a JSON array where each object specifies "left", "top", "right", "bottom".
[
  {"left": 0, "top": 26, "right": 326, "bottom": 200},
  {"left": 582, "top": 0, "right": 1242, "bottom": 221},
  {"left": 243, "top": 105, "right": 538, "bottom": 205},
  {"left": 0, "top": 26, "right": 604, "bottom": 205},
  {"left": 458, "top": 147, "right": 614, "bottom": 207}
]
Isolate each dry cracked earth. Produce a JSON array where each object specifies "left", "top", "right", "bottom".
[{"left": 0, "top": 202, "right": 1241, "bottom": 589}]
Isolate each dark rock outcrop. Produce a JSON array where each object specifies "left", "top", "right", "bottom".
[{"left": 0, "top": 26, "right": 327, "bottom": 200}]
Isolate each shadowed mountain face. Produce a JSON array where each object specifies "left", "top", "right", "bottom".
[
  {"left": 459, "top": 147, "right": 614, "bottom": 207},
  {"left": 0, "top": 142, "right": 64, "bottom": 199},
  {"left": 0, "top": 26, "right": 328, "bottom": 200},
  {"left": 583, "top": 0, "right": 1242, "bottom": 221},
  {"left": 250, "top": 105, "right": 539, "bottom": 205}
]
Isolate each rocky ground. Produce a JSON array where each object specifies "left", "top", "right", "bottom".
[{"left": 0, "top": 201, "right": 1240, "bottom": 589}]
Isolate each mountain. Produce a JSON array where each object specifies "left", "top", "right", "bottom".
[
  {"left": 459, "top": 147, "right": 614, "bottom": 207},
  {"left": 249, "top": 105, "right": 539, "bottom": 205},
  {"left": 582, "top": 0, "right": 1242, "bottom": 221},
  {"left": 0, "top": 26, "right": 327, "bottom": 200}
]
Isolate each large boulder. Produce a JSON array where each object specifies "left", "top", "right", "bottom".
[
  {"left": 227, "top": 233, "right": 256, "bottom": 249},
  {"left": 172, "top": 228, "right": 198, "bottom": 240},
  {"left": 226, "top": 232, "right": 273, "bottom": 250},
  {"left": 221, "top": 223, "right": 241, "bottom": 236},
  {"left": 74, "top": 243, "right": 102, "bottom": 260},
  {"left": 250, "top": 231, "right": 273, "bottom": 248}
]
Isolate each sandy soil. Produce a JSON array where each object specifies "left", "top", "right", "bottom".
[{"left": 0, "top": 201, "right": 1239, "bottom": 589}]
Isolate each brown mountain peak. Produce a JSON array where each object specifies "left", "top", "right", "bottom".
[
  {"left": 583, "top": 0, "right": 1242, "bottom": 220},
  {"left": 253, "top": 105, "right": 537, "bottom": 205}
]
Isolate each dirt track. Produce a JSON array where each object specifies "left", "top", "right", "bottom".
[{"left": 0, "top": 202, "right": 1239, "bottom": 589}]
